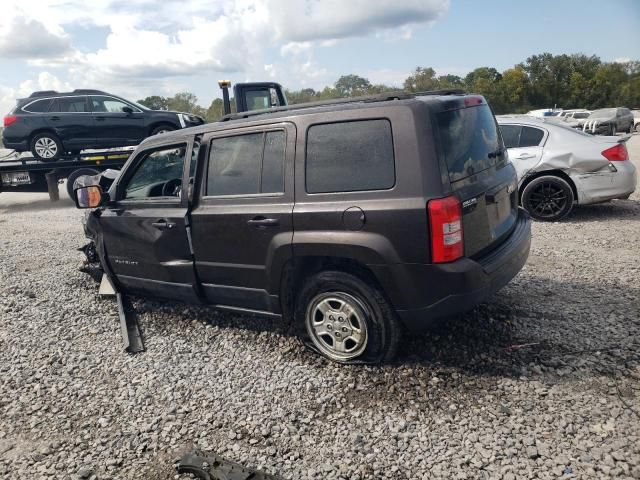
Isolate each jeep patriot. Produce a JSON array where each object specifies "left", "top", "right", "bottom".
[{"left": 74, "top": 91, "right": 531, "bottom": 364}]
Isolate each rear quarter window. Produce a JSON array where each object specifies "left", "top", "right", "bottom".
[
  {"left": 23, "top": 99, "right": 52, "bottom": 113},
  {"left": 305, "top": 119, "right": 395, "bottom": 194}
]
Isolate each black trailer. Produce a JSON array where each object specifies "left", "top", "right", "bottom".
[{"left": 0, "top": 149, "right": 132, "bottom": 201}]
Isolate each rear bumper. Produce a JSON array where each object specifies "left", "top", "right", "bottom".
[
  {"left": 384, "top": 208, "right": 531, "bottom": 332},
  {"left": 1, "top": 138, "right": 28, "bottom": 151}
]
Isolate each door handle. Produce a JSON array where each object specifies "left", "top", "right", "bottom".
[
  {"left": 95, "top": 116, "right": 105, "bottom": 121},
  {"left": 247, "top": 217, "right": 279, "bottom": 227},
  {"left": 517, "top": 153, "right": 535, "bottom": 159},
  {"left": 50, "top": 116, "right": 60, "bottom": 121},
  {"left": 151, "top": 220, "right": 176, "bottom": 230}
]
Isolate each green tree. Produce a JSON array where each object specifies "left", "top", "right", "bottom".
[
  {"left": 334, "top": 75, "right": 372, "bottom": 97},
  {"left": 167, "top": 92, "right": 205, "bottom": 116},
  {"left": 403, "top": 67, "right": 439, "bottom": 91},
  {"left": 137, "top": 95, "right": 168, "bottom": 110}
]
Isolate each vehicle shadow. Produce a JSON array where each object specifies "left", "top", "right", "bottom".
[
  {"left": 397, "top": 277, "right": 640, "bottom": 382},
  {"left": 562, "top": 199, "right": 640, "bottom": 222}
]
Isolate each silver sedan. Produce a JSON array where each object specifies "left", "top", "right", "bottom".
[{"left": 497, "top": 115, "right": 637, "bottom": 221}]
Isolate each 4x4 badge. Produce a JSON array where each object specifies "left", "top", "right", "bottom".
[{"left": 462, "top": 197, "right": 478, "bottom": 209}]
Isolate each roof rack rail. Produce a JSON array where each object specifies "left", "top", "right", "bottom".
[
  {"left": 414, "top": 88, "right": 466, "bottom": 96},
  {"left": 29, "top": 90, "right": 58, "bottom": 98},
  {"left": 72, "top": 89, "right": 108, "bottom": 94},
  {"left": 221, "top": 91, "right": 414, "bottom": 122}
]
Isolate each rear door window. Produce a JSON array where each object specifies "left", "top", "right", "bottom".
[
  {"left": 305, "top": 119, "right": 395, "bottom": 193},
  {"left": 207, "top": 131, "right": 285, "bottom": 196},
  {"left": 438, "top": 105, "right": 502, "bottom": 182},
  {"left": 51, "top": 97, "right": 89, "bottom": 113},
  {"left": 500, "top": 125, "right": 521, "bottom": 149},
  {"left": 519, "top": 126, "right": 544, "bottom": 147}
]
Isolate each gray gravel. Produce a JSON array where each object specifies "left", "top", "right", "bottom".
[{"left": 1, "top": 136, "right": 639, "bottom": 479}]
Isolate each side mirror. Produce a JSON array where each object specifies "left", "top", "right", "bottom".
[
  {"left": 122, "top": 106, "right": 134, "bottom": 114},
  {"left": 74, "top": 185, "right": 105, "bottom": 209}
]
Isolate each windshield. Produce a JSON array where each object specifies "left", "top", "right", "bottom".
[
  {"left": 129, "top": 100, "right": 150, "bottom": 111},
  {"left": 589, "top": 109, "right": 615, "bottom": 119},
  {"left": 438, "top": 105, "right": 503, "bottom": 182}
]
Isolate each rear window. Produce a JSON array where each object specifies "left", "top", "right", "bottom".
[
  {"left": 438, "top": 105, "right": 502, "bottom": 182},
  {"left": 306, "top": 119, "right": 395, "bottom": 194}
]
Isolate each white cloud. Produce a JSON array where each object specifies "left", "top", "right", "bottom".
[
  {"left": 0, "top": 16, "right": 71, "bottom": 59},
  {"left": 0, "top": 0, "right": 450, "bottom": 108}
]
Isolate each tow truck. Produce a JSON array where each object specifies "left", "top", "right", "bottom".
[{"left": 0, "top": 81, "right": 286, "bottom": 201}]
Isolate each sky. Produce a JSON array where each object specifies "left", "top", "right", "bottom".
[{"left": 0, "top": 0, "right": 639, "bottom": 114}]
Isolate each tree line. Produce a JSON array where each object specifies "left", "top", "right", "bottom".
[{"left": 137, "top": 53, "right": 639, "bottom": 122}]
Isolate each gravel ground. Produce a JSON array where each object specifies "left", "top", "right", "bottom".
[{"left": 1, "top": 136, "right": 639, "bottom": 480}]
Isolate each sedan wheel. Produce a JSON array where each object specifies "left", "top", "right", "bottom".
[
  {"left": 306, "top": 292, "right": 368, "bottom": 361},
  {"left": 521, "top": 175, "right": 574, "bottom": 221}
]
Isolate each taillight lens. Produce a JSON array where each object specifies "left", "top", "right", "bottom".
[
  {"left": 601, "top": 143, "right": 628, "bottom": 161},
  {"left": 428, "top": 195, "right": 464, "bottom": 263},
  {"left": 3, "top": 115, "right": 17, "bottom": 127}
]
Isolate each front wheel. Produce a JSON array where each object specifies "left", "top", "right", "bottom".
[
  {"left": 150, "top": 125, "right": 176, "bottom": 136},
  {"left": 296, "top": 271, "right": 401, "bottom": 364},
  {"left": 31, "top": 133, "right": 63, "bottom": 161},
  {"left": 521, "top": 175, "right": 574, "bottom": 221}
]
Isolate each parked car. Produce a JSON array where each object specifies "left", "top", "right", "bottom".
[
  {"left": 2, "top": 89, "right": 205, "bottom": 161},
  {"left": 633, "top": 109, "right": 640, "bottom": 132},
  {"left": 581, "top": 107, "right": 634, "bottom": 135},
  {"left": 72, "top": 92, "right": 531, "bottom": 364},
  {"left": 497, "top": 116, "right": 637, "bottom": 221}
]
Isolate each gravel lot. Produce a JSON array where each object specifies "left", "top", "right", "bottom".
[{"left": 1, "top": 135, "right": 639, "bottom": 480}]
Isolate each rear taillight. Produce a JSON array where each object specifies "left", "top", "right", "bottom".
[
  {"left": 3, "top": 115, "right": 17, "bottom": 127},
  {"left": 601, "top": 143, "right": 628, "bottom": 161},
  {"left": 428, "top": 195, "right": 463, "bottom": 263}
]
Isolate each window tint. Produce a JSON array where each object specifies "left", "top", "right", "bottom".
[
  {"left": 573, "top": 112, "right": 589, "bottom": 119},
  {"left": 306, "top": 120, "right": 395, "bottom": 193},
  {"left": 207, "top": 131, "right": 285, "bottom": 196},
  {"left": 25, "top": 99, "right": 51, "bottom": 113},
  {"left": 438, "top": 105, "right": 502, "bottom": 182},
  {"left": 123, "top": 145, "right": 186, "bottom": 199},
  {"left": 52, "top": 97, "right": 88, "bottom": 113},
  {"left": 519, "top": 126, "right": 544, "bottom": 147},
  {"left": 91, "top": 97, "right": 133, "bottom": 113},
  {"left": 500, "top": 125, "right": 521, "bottom": 149}
]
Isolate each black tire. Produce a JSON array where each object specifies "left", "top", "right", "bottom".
[
  {"left": 609, "top": 124, "right": 616, "bottom": 136},
  {"left": 30, "top": 132, "right": 63, "bottom": 162},
  {"left": 295, "top": 270, "right": 401, "bottom": 364},
  {"left": 521, "top": 175, "right": 574, "bottom": 221},
  {"left": 150, "top": 124, "right": 176, "bottom": 136},
  {"left": 65, "top": 168, "right": 100, "bottom": 199}
]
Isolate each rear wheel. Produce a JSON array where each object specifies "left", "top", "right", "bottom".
[
  {"left": 31, "top": 133, "right": 63, "bottom": 162},
  {"left": 65, "top": 168, "right": 100, "bottom": 199},
  {"left": 295, "top": 270, "right": 401, "bottom": 364},
  {"left": 521, "top": 175, "right": 574, "bottom": 221}
]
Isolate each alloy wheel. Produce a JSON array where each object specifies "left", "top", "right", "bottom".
[
  {"left": 34, "top": 137, "right": 58, "bottom": 158},
  {"left": 306, "top": 292, "right": 368, "bottom": 361},
  {"left": 527, "top": 181, "right": 569, "bottom": 219}
]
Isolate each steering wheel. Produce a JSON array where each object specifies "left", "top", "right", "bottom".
[{"left": 162, "top": 178, "right": 182, "bottom": 197}]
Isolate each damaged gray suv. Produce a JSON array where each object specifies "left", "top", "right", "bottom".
[{"left": 74, "top": 91, "right": 531, "bottom": 364}]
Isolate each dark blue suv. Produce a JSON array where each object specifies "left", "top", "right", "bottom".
[{"left": 2, "top": 89, "right": 204, "bottom": 161}]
